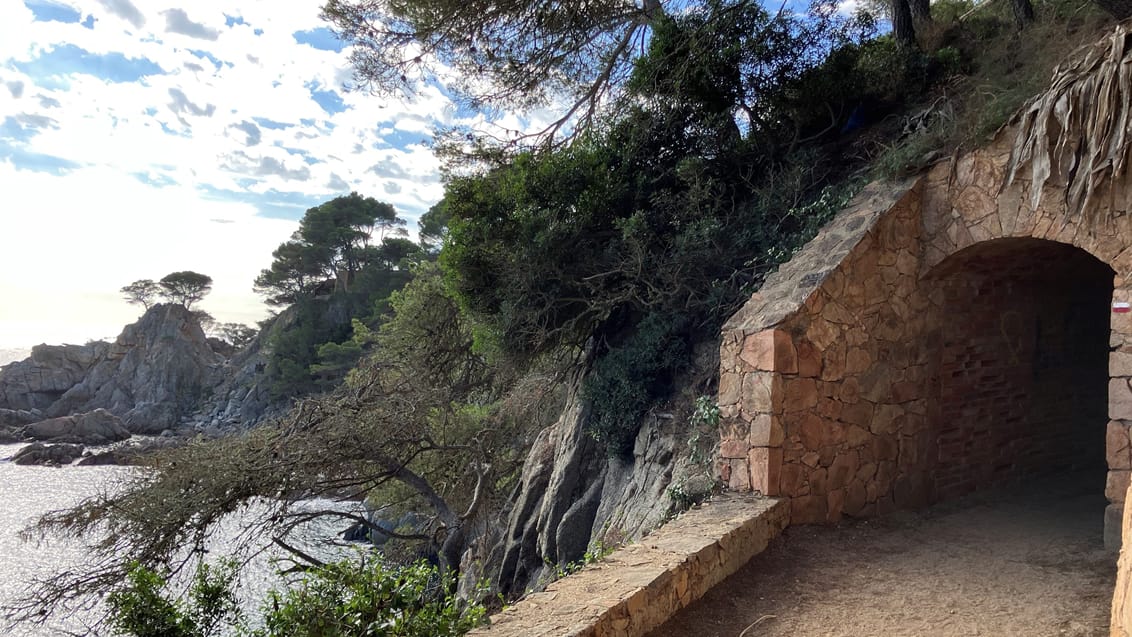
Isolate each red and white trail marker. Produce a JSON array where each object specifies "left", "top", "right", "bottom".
[{"left": 1115, "top": 302, "right": 1131, "bottom": 314}]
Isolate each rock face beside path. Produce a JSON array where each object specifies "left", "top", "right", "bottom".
[{"left": 0, "top": 304, "right": 224, "bottom": 435}]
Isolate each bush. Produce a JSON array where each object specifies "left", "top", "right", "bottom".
[
  {"left": 583, "top": 313, "right": 689, "bottom": 456},
  {"left": 254, "top": 559, "right": 485, "bottom": 637},
  {"left": 107, "top": 561, "right": 240, "bottom": 637}
]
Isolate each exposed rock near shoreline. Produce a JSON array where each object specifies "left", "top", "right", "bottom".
[
  {"left": 0, "top": 304, "right": 285, "bottom": 453},
  {"left": 11, "top": 443, "right": 86, "bottom": 466},
  {"left": 23, "top": 409, "right": 131, "bottom": 445}
]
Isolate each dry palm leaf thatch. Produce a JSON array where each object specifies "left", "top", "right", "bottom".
[{"left": 1004, "top": 23, "right": 1132, "bottom": 226}]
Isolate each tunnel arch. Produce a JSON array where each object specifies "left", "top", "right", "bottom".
[{"left": 923, "top": 238, "right": 1114, "bottom": 501}]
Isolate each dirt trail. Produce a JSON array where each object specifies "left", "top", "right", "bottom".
[{"left": 649, "top": 473, "right": 1115, "bottom": 637}]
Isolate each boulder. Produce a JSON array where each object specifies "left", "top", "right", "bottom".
[
  {"left": 24, "top": 409, "right": 131, "bottom": 444},
  {"left": 11, "top": 443, "right": 85, "bottom": 466},
  {"left": 0, "top": 408, "right": 40, "bottom": 427},
  {"left": 76, "top": 436, "right": 182, "bottom": 466}
]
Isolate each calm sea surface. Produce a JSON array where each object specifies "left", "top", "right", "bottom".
[{"left": 0, "top": 444, "right": 355, "bottom": 636}]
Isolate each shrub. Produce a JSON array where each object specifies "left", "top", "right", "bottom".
[
  {"left": 107, "top": 560, "right": 240, "bottom": 637},
  {"left": 254, "top": 559, "right": 485, "bottom": 637}
]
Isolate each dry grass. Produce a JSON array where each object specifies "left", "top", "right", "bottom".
[{"left": 871, "top": 0, "right": 1114, "bottom": 179}]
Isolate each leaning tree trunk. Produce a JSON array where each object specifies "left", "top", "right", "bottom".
[
  {"left": 1011, "top": 0, "right": 1035, "bottom": 27},
  {"left": 891, "top": 0, "right": 917, "bottom": 49}
]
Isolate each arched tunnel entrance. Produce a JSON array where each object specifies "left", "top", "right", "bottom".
[{"left": 926, "top": 238, "right": 1114, "bottom": 503}]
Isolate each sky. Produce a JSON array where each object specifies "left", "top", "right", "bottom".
[{"left": 0, "top": 0, "right": 476, "bottom": 348}]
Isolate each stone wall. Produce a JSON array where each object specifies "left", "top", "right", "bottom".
[
  {"left": 720, "top": 135, "right": 1132, "bottom": 534},
  {"left": 469, "top": 494, "right": 788, "bottom": 637},
  {"left": 1113, "top": 482, "right": 1132, "bottom": 636}
]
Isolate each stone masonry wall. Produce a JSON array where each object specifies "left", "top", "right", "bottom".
[
  {"left": 721, "top": 134, "right": 1132, "bottom": 534},
  {"left": 719, "top": 182, "right": 932, "bottom": 523}
]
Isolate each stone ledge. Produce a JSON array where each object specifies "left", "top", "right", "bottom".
[{"left": 469, "top": 493, "right": 789, "bottom": 637}]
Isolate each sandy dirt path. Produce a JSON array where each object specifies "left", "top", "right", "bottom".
[{"left": 649, "top": 473, "right": 1115, "bottom": 637}]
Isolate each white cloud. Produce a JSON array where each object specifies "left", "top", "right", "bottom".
[
  {"left": 0, "top": 0, "right": 537, "bottom": 347},
  {"left": 0, "top": 161, "right": 297, "bottom": 347}
]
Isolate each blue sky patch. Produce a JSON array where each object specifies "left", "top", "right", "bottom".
[
  {"left": 308, "top": 86, "right": 347, "bottom": 116},
  {"left": 199, "top": 184, "right": 326, "bottom": 221},
  {"left": 14, "top": 44, "right": 164, "bottom": 84},
  {"left": 224, "top": 14, "right": 247, "bottom": 27},
  {"left": 25, "top": 1, "right": 82, "bottom": 24},
  {"left": 253, "top": 117, "right": 290, "bottom": 130},
  {"left": 0, "top": 142, "right": 81, "bottom": 175},
  {"left": 0, "top": 117, "right": 40, "bottom": 143},
  {"left": 82, "top": 14, "right": 95, "bottom": 29},
  {"left": 187, "top": 49, "right": 231, "bottom": 69},
  {"left": 375, "top": 128, "right": 430, "bottom": 150},
  {"left": 293, "top": 27, "right": 344, "bottom": 53},
  {"left": 131, "top": 171, "right": 178, "bottom": 187}
]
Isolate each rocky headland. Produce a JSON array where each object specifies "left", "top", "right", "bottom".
[{"left": 0, "top": 304, "right": 281, "bottom": 465}]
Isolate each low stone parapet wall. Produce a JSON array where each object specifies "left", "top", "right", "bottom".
[{"left": 469, "top": 493, "right": 788, "bottom": 637}]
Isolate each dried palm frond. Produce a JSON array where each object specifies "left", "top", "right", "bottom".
[{"left": 1004, "top": 23, "right": 1132, "bottom": 225}]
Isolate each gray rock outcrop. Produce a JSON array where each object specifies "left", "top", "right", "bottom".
[
  {"left": 0, "top": 304, "right": 225, "bottom": 435},
  {"left": 24, "top": 409, "right": 131, "bottom": 444},
  {"left": 11, "top": 443, "right": 85, "bottom": 466},
  {"left": 491, "top": 343, "right": 720, "bottom": 598},
  {"left": 0, "top": 342, "right": 108, "bottom": 411}
]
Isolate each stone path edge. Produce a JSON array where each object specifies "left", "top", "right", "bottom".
[{"left": 468, "top": 493, "right": 789, "bottom": 637}]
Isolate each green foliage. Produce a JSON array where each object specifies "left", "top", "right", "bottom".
[
  {"left": 440, "top": 4, "right": 880, "bottom": 453},
  {"left": 583, "top": 313, "right": 688, "bottom": 455},
  {"left": 254, "top": 192, "right": 407, "bottom": 306},
  {"left": 158, "top": 271, "right": 213, "bottom": 310},
  {"left": 254, "top": 193, "right": 431, "bottom": 398},
  {"left": 107, "top": 560, "right": 239, "bottom": 637},
  {"left": 215, "top": 323, "right": 258, "bottom": 349},
  {"left": 254, "top": 559, "right": 484, "bottom": 637},
  {"left": 120, "top": 279, "right": 160, "bottom": 310}
]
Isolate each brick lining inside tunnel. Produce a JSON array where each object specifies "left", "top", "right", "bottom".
[{"left": 928, "top": 238, "right": 1113, "bottom": 500}]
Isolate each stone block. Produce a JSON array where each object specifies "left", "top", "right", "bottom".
[
  {"left": 720, "top": 439, "right": 748, "bottom": 459},
  {"left": 740, "top": 372, "right": 780, "bottom": 417},
  {"left": 845, "top": 425, "right": 872, "bottom": 448},
  {"left": 780, "top": 462, "right": 807, "bottom": 496},
  {"left": 871, "top": 403, "right": 905, "bottom": 435},
  {"left": 749, "top": 413, "right": 784, "bottom": 447},
  {"left": 821, "top": 420, "right": 847, "bottom": 447},
  {"left": 1110, "top": 470, "right": 1132, "bottom": 503},
  {"left": 845, "top": 348, "right": 872, "bottom": 375},
  {"left": 739, "top": 329, "right": 797, "bottom": 373},
  {"left": 783, "top": 378, "right": 819, "bottom": 413},
  {"left": 1107, "top": 502, "right": 1125, "bottom": 552},
  {"left": 840, "top": 400, "right": 874, "bottom": 427},
  {"left": 1116, "top": 378, "right": 1132, "bottom": 421},
  {"left": 728, "top": 458, "right": 751, "bottom": 491},
  {"left": 1110, "top": 421, "right": 1132, "bottom": 470},
  {"left": 790, "top": 494, "right": 828, "bottom": 524},
  {"left": 839, "top": 377, "right": 861, "bottom": 403},
  {"left": 843, "top": 479, "right": 869, "bottom": 517},
  {"left": 796, "top": 338, "right": 822, "bottom": 377},
  {"left": 827, "top": 451, "right": 860, "bottom": 490},
  {"left": 1114, "top": 351, "right": 1132, "bottom": 378},
  {"left": 820, "top": 341, "right": 847, "bottom": 381},
  {"left": 817, "top": 396, "right": 843, "bottom": 420},
  {"left": 797, "top": 413, "right": 824, "bottom": 450},
  {"left": 749, "top": 447, "right": 783, "bottom": 496},
  {"left": 826, "top": 488, "right": 845, "bottom": 523},
  {"left": 718, "top": 371, "right": 741, "bottom": 406}
]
